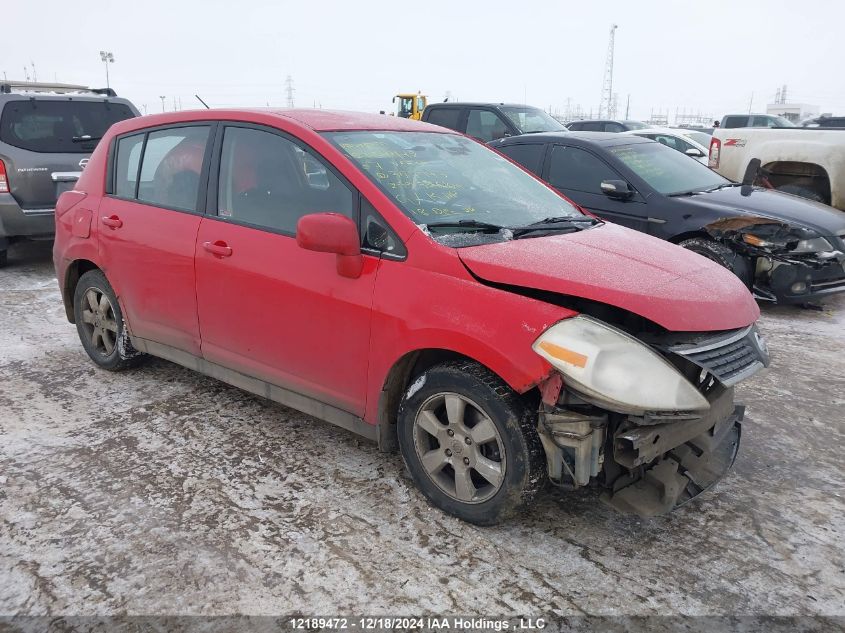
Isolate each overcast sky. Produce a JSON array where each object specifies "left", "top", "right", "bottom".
[{"left": 5, "top": 0, "right": 843, "bottom": 122}]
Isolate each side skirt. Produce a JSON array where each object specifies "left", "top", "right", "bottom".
[{"left": 130, "top": 337, "right": 379, "bottom": 443}]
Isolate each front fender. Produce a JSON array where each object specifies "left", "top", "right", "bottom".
[{"left": 363, "top": 257, "right": 576, "bottom": 425}]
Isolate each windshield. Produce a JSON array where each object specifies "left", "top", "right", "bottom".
[
  {"left": 684, "top": 131, "right": 711, "bottom": 146},
  {"left": 771, "top": 116, "right": 796, "bottom": 127},
  {"left": 500, "top": 107, "right": 565, "bottom": 133},
  {"left": 609, "top": 142, "right": 730, "bottom": 195},
  {"left": 0, "top": 99, "right": 136, "bottom": 153},
  {"left": 324, "top": 131, "right": 582, "bottom": 243}
]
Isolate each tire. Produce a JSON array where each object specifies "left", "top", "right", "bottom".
[
  {"left": 776, "top": 184, "right": 827, "bottom": 204},
  {"left": 397, "top": 360, "right": 546, "bottom": 525},
  {"left": 73, "top": 269, "right": 145, "bottom": 371},
  {"left": 679, "top": 237, "right": 737, "bottom": 269},
  {"left": 680, "top": 236, "right": 756, "bottom": 288},
  {"left": 0, "top": 249, "right": 7, "bottom": 268}
]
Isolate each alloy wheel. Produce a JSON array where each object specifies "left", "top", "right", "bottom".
[
  {"left": 79, "top": 287, "right": 119, "bottom": 357},
  {"left": 412, "top": 392, "right": 507, "bottom": 504}
]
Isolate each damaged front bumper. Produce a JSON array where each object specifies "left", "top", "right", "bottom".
[
  {"left": 538, "top": 386, "right": 743, "bottom": 517},
  {"left": 536, "top": 324, "right": 767, "bottom": 518},
  {"left": 602, "top": 387, "right": 742, "bottom": 516},
  {"left": 705, "top": 216, "right": 845, "bottom": 303}
]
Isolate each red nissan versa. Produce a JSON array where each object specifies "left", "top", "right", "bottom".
[{"left": 53, "top": 109, "right": 770, "bottom": 525}]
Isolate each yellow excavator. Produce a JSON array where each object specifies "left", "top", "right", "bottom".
[{"left": 393, "top": 92, "right": 428, "bottom": 120}]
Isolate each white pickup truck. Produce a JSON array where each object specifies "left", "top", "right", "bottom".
[{"left": 708, "top": 128, "right": 845, "bottom": 211}]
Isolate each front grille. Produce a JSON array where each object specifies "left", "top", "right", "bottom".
[{"left": 667, "top": 326, "right": 768, "bottom": 387}]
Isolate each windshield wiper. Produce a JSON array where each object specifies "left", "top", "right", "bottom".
[
  {"left": 669, "top": 183, "right": 740, "bottom": 197},
  {"left": 72, "top": 135, "right": 102, "bottom": 143},
  {"left": 424, "top": 219, "right": 507, "bottom": 233},
  {"left": 511, "top": 216, "right": 600, "bottom": 238},
  {"left": 702, "top": 183, "right": 741, "bottom": 193}
]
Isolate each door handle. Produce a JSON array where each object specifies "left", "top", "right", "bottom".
[
  {"left": 203, "top": 240, "right": 233, "bottom": 258},
  {"left": 101, "top": 215, "right": 123, "bottom": 229}
]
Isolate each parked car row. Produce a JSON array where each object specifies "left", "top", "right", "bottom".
[{"left": 4, "top": 82, "right": 841, "bottom": 526}]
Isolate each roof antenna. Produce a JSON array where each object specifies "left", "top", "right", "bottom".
[{"left": 195, "top": 94, "right": 210, "bottom": 109}]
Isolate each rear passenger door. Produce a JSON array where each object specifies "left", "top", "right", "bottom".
[
  {"left": 194, "top": 123, "right": 378, "bottom": 416},
  {"left": 543, "top": 144, "right": 650, "bottom": 232},
  {"left": 99, "top": 124, "right": 213, "bottom": 356}
]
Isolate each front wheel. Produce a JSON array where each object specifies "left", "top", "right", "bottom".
[
  {"left": 73, "top": 269, "right": 145, "bottom": 371},
  {"left": 680, "top": 237, "right": 753, "bottom": 287},
  {"left": 397, "top": 360, "right": 546, "bottom": 525}
]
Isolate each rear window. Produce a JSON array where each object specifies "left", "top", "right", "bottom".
[{"left": 0, "top": 99, "right": 135, "bottom": 153}]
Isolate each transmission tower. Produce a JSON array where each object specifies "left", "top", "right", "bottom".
[
  {"left": 598, "top": 24, "right": 618, "bottom": 119},
  {"left": 285, "top": 75, "right": 295, "bottom": 108}
]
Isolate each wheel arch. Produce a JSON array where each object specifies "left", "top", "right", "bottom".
[
  {"left": 668, "top": 229, "right": 711, "bottom": 245},
  {"left": 62, "top": 259, "right": 102, "bottom": 323},
  {"left": 760, "top": 160, "right": 831, "bottom": 204},
  {"left": 374, "top": 347, "right": 546, "bottom": 453}
]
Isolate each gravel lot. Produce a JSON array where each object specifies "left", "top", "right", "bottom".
[{"left": 1, "top": 241, "right": 843, "bottom": 620}]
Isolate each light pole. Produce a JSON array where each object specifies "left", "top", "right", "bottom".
[
  {"left": 99, "top": 51, "right": 114, "bottom": 89},
  {"left": 159, "top": 96, "right": 166, "bottom": 113}
]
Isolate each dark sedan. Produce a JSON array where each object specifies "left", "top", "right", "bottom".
[{"left": 489, "top": 132, "right": 845, "bottom": 304}]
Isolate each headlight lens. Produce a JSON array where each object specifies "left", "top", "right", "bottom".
[
  {"left": 532, "top": 316, "right": 710, "bottom": 415},
  {"left": 792, "top": 236, "right": 833, "bottom": 253}
]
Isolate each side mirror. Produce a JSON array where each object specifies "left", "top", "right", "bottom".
[
  {"left": 296, "top": 213, "right": 363, "bottom": 278},
  {"left": 685, "top": 148, "right": 705, "bottom": 157},
  {"left": 600, "top": 180, "right": 634, "bottom": 200}
]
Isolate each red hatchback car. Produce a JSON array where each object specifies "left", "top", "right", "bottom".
[{"left": 53, "top": 109, "right": 769, "bottom": 524}]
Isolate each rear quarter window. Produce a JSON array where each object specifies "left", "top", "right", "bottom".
[
  {"left": 424, "top": 107, "right": 463, "bottom": 132},
  {"left": 0, "top": 99, "right": 136, "bottom": 153}
]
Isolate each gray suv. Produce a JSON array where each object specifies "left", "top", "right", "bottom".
[{"left": 0, "top": 81, "right": 139, "bottom": 265}]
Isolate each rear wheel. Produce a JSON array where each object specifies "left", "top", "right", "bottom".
[
  {"left": 73, "top": 269, "right": 145, "bottom": 371},
  {"left": 397, "top": 360, "right": 545, "bottom": 525}
]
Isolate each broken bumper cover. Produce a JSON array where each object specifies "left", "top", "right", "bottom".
[
  {"left": 601, "top": 393, "right": 744, "bottom": 517},
  {"left": 762, "top": 260, "right": 845, "bottom": 303}
]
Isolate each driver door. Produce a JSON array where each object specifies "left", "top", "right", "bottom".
[{"left": 543, "top": 144, "right": 651, "bottom": 234}]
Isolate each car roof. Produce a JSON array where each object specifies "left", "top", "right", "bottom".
[
  {"left": 497, "top": 131, "right": 653, "bottom": 146},
  {"left": 109, "top": 108, "right": 451, "bottom": 134},
  {"left": 425, "top": 102, "right": 534, "bottom": 109}
]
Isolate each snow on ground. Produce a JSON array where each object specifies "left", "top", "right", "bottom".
[{"left": 0, "top": 241, "right": 843, "bottom": 619}]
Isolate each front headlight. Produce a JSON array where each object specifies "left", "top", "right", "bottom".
[
  {"left": 792, "top": 236, "right": 833, "bottom": 253},
  {"left": 532, "top": 316, "right": 709, "bottom": 415}
]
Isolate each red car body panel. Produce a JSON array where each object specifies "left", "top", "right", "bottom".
[
  {"left": 195, "top": 217, "right": 379, "bottom": 416},
  {"left": 98, "top": 196, "right": 203, "bottom": 355},
  {"left": 458, "top": 223, "right": 760, "bottom": 332},
  {"left": 54, "top": 108, "right": 761, "bottom": 433}
]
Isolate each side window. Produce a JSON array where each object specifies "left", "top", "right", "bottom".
[
  {"left": 466, "top": 109, "right": 510, "bottom": 142},
  {"left": 114, "top": 133, "right": 144, "bottom": 198},
  {"left": 723, "top": 116, "right": 746, "bottom": 128},
  {"left": 217, "top": 126, "right": 354, "bottom": 234},
  {"left": 567, "top": 122, "right": 583, "bottom": 131},
  {"left": 604, "top": 123, "right": 624, "bottom": 133},
  {"left": 499, "top": 143, "right": 545, "bottom": 175},
  {"left": 653, "top": 134, "right": 682, "bottom": 151},
  {"left": 425, "top": 107, "right": 463, "bottom": 132},
  {"left": 547, "top": 145, "right": 621, "bottom": 194},
  {"left": 138, "top": 126, "right": 210, "bottom": 211},
  {"left": 361, "top": 198, "right": 406, "bottom": 258},
  {"left": 582, "top": 122, "right": 604, "bottom": 132}
]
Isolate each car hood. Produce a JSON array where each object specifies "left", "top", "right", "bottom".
[
  {"left": 677, "top": 186, "right": 845, "bottom": 236},
  {"left": 457, "top": 223, "right": 759, "bottom": 332}
]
